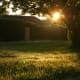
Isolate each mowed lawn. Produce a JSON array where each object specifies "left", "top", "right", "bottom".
[{"left": 0, "top": 41, "right": 80, "bottom": 80}]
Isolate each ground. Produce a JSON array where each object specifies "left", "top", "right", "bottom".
[{"left": 0, "top": 41, "right": 80, "bottom": 80}]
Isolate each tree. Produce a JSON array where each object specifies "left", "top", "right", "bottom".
[
  {"left": 0, "top": 0, "right": 80, "bottom": 47},
  {"left": 64, "top": 0, "right": 80, "bottom": 47}
]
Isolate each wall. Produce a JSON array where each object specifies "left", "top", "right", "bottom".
[
  {"left": 0, "top": 16, "right": 67, "bottom": 41},
  {"left": 0, "top": 19, "right": 25, "bottom": 41}
]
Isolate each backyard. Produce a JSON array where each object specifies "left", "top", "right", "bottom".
[{"left": 0, "top": 41, "right": 80, "bottom": 80}]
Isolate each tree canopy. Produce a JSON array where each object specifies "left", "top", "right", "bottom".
[{"left": 0, "top": 0, "right": 80, "bottom": 15}]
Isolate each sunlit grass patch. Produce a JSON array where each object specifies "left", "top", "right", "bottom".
[
  {"left": 0, "top": 41, "right": 80, "bottom": 80},
  {"left": 0, "top": 51, "right": 80, "bottom": 80}
]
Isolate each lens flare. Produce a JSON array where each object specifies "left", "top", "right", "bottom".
[{"left": 52, "top": 12, "right": 61, "bottom": 21}]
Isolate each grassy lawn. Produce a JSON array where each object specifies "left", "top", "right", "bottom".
[{"left": 0, "top": 41, "right": 80, "bottom": 80}]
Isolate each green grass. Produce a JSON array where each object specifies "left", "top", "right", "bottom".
[
  {"left": 0, "top": 41, "right": 80, "bottom": 80},
  {"left": 0, "top": 40, "right": 71, "bottom": 52}
]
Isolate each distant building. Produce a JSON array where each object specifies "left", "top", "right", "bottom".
[{"left": 0, "top": 15, "right": 67, "bottom": 41}]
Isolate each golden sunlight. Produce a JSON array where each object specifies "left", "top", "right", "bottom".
[{"left": 52, "top": 12, "right": 61, "bottom": 21}]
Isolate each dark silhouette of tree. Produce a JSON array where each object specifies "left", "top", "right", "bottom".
[{"left": 64, "top": 0, "right": 80, "bottom": 47}]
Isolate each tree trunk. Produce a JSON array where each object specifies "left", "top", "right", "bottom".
[{"left": 71, "top": 16, "right": 80, "bottom": 48}]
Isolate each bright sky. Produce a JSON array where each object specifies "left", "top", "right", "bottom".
[
  {"left": 24, "top": 13, "right": 47, "bottom": 20},
  {"left": 3, "top": 2, "right": 46, "bottom": 20},
  {"left": 6, "top": 8, "right": 22, "bottom": 15},
  {"left": 0, "top": 1, "right": 3, "bottom": 6},
  {"left": 0, "top": 0, "right": 10, "bottom": 6},
  {"left": 5, "top": 0, "right": 10, "bottom": 2},
  {"left": 6, "top": 2, "right": 22, "bottom": 15},
  {"left": 34, "top": 15, "right": 47, "bottom": 20},
  {"left": 0, "top": 1, "right": 64, "bottom": 21}
]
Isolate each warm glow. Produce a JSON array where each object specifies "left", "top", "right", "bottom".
[
  {"left": 23, "top": 13, "right": 47, "bottom": 20},
  {"left": 34, "top": 14, "right": 47, "bottom": 20},
  {"left": 52, "top": 12, "right": 61, "bottom": 21}
]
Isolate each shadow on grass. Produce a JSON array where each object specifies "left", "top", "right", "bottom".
[{"left": 0, "top": 41, "right": 71, "bottom": 53}]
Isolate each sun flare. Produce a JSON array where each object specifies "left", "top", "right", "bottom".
[{"left": 52, "top": 12, "right": 61, "bottom": 21}]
